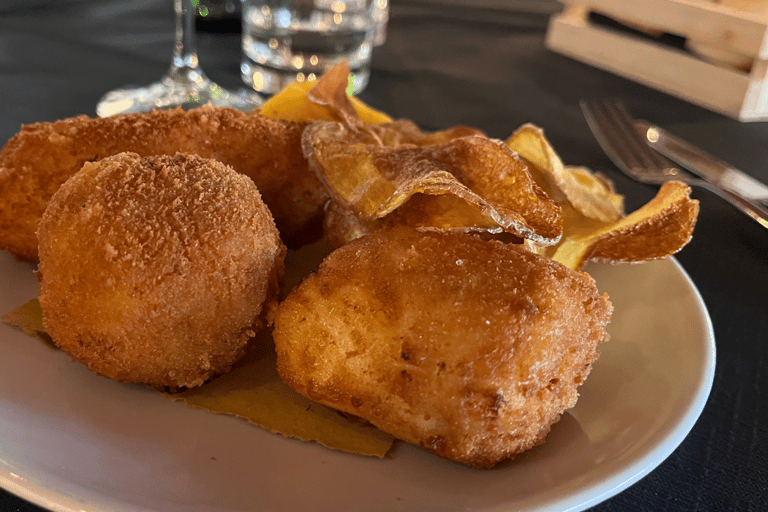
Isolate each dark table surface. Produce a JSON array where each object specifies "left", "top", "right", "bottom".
[{"left": 1, "top": 0, "right": 766, "bottom": 510}]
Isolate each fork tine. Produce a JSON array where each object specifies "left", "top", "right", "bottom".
[
  {"left": 580, "top": 99, "right": 677, "bottom": 179},
  {"left": 601, "top": 101, "right": 674, "bottom": 171},
  {"left": 580, "top": 99, "right": 636, "bottom": 176},
  {"left": 582, "top": 100, "right": 768, "bottom": 228}
]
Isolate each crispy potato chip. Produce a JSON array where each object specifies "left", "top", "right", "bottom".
[
  {"left": 259, "top": 61, "right": 392, "bottom": 124},
  {"left": 505, "top": 123, "right": 565, "bottom": 200},
  {"left": 2, "top": 297, "right": 394, "bottom": 458},
  {"left": 303, "top": 121, "right": 563, "bottom": 244},
  {"left": 264, "top": 63, "right": 560, "bottom": 245},
  {"left": 505, "top": 124, "right": 696, "bottom": 269},
  {"left": 383, "top": 194, "right": 502, "bottom": 232},
  {"left": 507, "top": 124, "right": 624, "bottom": 223},
  {"left": 562, "top": 165, "right": 625, "bottom": 221},
  {"left": 323, "top": 195, "right": 509, "bottom": 249},
  {"left": 547, "top": 181, "right": 699, "bottom": 270}
]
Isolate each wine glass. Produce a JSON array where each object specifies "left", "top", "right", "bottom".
[{"left": 96, "top": 0, "right": 261, "bottom": 117}]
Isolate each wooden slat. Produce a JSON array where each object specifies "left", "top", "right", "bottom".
[
  {"left": 560, "top": 0, "right": 768, "bottom": 58},
  {"left": 546, "top": 8, "right": 768, "bottom": 121}
]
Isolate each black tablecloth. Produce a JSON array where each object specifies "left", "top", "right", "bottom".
[{"left": 1, "top": 1, "right": 766, "bottom": 510}]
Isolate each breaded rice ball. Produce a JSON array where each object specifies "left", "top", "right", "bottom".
[
  {"left": 273, "top": 227, "right": 612, "bottom": 468},
  {"left": 37, "top": 152, "right": 286, "bottom": 390}
]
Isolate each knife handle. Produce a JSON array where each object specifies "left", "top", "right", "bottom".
[{"left": 702, "top": 181, "right": 768, "bottom": 230}]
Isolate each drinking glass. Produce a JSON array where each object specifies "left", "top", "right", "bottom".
[
  {"left": 240, "top": 0, "right": 380, "bottom": 96},
  {"left": 96, "top": 0, "right": 262, "bottom": 117}
]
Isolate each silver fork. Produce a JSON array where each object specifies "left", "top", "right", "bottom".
[{"left": 580, "top": 99, "right": 768, "bottom": 229}]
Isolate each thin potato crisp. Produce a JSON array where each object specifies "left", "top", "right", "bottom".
[
  {"left": 548, "top": 181, "right": 699, "bottom": 269},
  {"left": 259, "top": 61, "right": 392, "bottom": 125},
  {"left": 506, "top": 124, "right": 624, "bottom": 223},
  {"left": 505, "top": 124, "right": 698, "bottom": 269},
  {"left": 303, "top": 121, "right": 563, "bottom": 244}
]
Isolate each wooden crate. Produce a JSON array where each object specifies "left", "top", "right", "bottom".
[{"left": 545, "top": 0, "right": 768, "bottom": 121}]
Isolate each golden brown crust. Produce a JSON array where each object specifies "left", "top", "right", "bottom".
[
  {"left": 0, "top": 106, "right": 326, "bottom": 261},
  {"left": 37, "top": 152, "right": 286, "bottom": 390},
  {"left": 583, "top": 182, "right": 699, "bottom": 265},
  {"left": 302, "top": 120, "right": 562, "bottom": 244},
  {"left": 273, "top": 227, "right": 612, "bottom": 467}
]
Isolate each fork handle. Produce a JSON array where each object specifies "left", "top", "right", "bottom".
[{"left": 700, "top": 181, "right": 768, "bottom": 230}]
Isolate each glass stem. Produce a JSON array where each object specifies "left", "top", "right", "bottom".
[{"left": 169, "top": 0, "right": 205, "bottom": 81}]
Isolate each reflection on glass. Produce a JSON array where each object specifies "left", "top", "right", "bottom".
[
  {"left": 97, "top": 0, "right": 261, "bottom": 117},
  {"left": 240, "top": 0, "right": 381, "bottom": 96}
]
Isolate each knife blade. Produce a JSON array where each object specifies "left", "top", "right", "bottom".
[{"left": 636, "top": 120, "right": 768, "bottom": 205}]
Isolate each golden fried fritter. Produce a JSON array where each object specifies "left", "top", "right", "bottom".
[
  {"left": 273, "top": 227, "right": 612, "bottom": 468},
  {"left": 37, "top": 152, "right": 286, "bottom": 390},
  {"left": 0, "top": 105, "right": 326, "bottom": 261}
]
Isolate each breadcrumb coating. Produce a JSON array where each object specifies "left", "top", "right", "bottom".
[
  {"left": 274, "top": 227, "right": 612, "bottom": 467},
  {"left": 0, "top": 106, "right": 325, "bottom": 261},
  {"left": 37, "top": 152, "right": 286, "bottom": 390}
]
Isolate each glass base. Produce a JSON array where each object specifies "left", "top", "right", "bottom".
[
  {"left": 96, "top": 74, "right": 263, "bottom": 117},
  {"left": 241, "top": 57, "right": 370, "bottom": 97}
]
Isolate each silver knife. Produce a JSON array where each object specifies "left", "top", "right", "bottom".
[{"left": 636, "top": 120, "right": 768, "bottom": 205}]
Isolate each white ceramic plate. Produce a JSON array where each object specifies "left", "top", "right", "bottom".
[{"left": 0, "top": 250, "right": 715, "bottom": 512}]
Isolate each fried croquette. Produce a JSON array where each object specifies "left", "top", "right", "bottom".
[
  {"left": 37, "top": 152, "right": 286, "bottom": 390},
  {"left": 0, "top": 105, "right": 326, "bottom": 261},
  {"left": 273, "top": 227, "right": 612, "bottom": 468}
]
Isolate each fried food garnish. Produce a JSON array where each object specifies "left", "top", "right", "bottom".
[
  {"left": 37, "top": 152, "right": 286, "bottom": 390},
  {"left": 273, "top": 227, "right": 612, "bottom": 468},
  {"left": 545, "top": 181, "right": 699, "bottom": 269},
  {"left": 323, "top": 193, "right": 515, "bottom": 250},
  {"left": 507, "top": 123, "right": 624, "bottom": 223},
  {"left": 303, "top": 120, "right": 563, "bottom": 245},
  {"left": 260, "top": 61, "right": 393, "bottom": 124},
  {"left": 0, "top": 105, "right": 325, "bottom": 261},
  {"left": 505, "top": 124, "right": 698, "bottom": 269}
]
